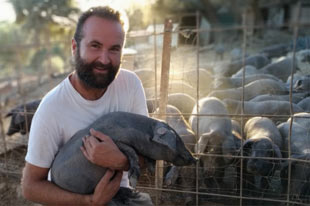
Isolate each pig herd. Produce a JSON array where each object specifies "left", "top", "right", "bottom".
[
  {"left": 140, "top": 47, "right": 310, "bottom": 205},
  {"left": 4, "top": 47, "right": 310, "bottom": 205}
]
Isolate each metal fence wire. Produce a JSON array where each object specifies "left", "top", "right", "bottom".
[{"left": 1, "top": 2, "right": 310, "bottom": 206}]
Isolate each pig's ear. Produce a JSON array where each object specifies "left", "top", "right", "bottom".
[
  {"left": 153, "top": 125, "right": 176, "bottom": 152},
  {"left": 14, "top": 112, "right": 26, "bottom": 125},
  {"left": 5, "top": 112, "right": 13, "bottom": 118}
]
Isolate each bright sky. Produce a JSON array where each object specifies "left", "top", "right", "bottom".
[
  {"left": 0, "top": 0, "right": 15, "bottom": 22},
  {"left": 0, "top": 0, "right": 154, "bottom": 22},
  {"left": 76, "top": 0, "right": 153, "bottom": 11}
]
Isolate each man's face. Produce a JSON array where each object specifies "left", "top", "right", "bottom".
[
  {"left": 72, "top": 16, "right": 125, "bottom": 89},
  {"left": 74, "top": 48, "right": 120, "bottom": 89}
]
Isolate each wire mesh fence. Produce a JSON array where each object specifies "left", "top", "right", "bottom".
[{"left": 1, "top": 1, "right": 310, "bottom": 206}]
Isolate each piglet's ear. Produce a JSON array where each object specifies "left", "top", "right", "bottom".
[{"left": 153, "top": 126, "right": 176, "bottom": 152}]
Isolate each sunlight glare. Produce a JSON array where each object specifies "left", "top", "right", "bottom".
[
  {"left": 76, "top": 0, "right": 156, "bottom": 32},
  {"left": 0, "top": 0, "right": 16, "bottom": 22}
]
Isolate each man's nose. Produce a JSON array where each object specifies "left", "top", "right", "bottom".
[{"left": 97, "top": 51, "right": 111, "bottom": 65}]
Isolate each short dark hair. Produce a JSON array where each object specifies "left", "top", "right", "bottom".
[{"left": 74, "top": 6, "right": 125, "bottom": 48}]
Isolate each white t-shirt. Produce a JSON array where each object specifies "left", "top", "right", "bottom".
[{"left": 25, "top": 69, "right": 148, "bottom": 188}]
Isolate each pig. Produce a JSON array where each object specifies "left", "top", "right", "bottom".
[
  {"left": 297, "top": 97, "right": 310, "bottom": 112},
  {"left": 51, "top": 111, "right": 196, "bottom": 194},
  {"left": 157, "top": 105, "right": 196, "bottom": 205},
  {"left": 213, "top": 74, "right": 282, "bottom": 90},
  {"left": 189, "top": 97, "right": 240, "bottom": 189},
  {"left": 292, "top": 75, "right": 310, "bottom": 92},
  {"left": 158, "top": 105, "right": 196, "bottom": 152},
  {"left": 243, "top": 117, "right": 283, "bottom": 177},
  {"left": 170, "top": 68, "right": 213, "bottom": 94},
  {"left": 278, "top": 113, "right": 310, "bottom": 203},
  {"left": 259, "top": 57, "right": 294, "bottom": 82},
  {"left": 223, "top": 99, "right": 303, "bottom": 117},
  {"left": 231, "top": 65, "right": 260, "bottom": 78},
  {"left": 213, "top": 54, "right": 270, "bottom": 77},
  {"left": 239, "top": 117, "right": 283, "bottom": 199},
  {"left": 209, "top": 78, "right": 288, "bottom": 101},
  {"left": 295, "top": 49, "right": 310, "bottom": 75},
  {"left": 259, "top": 43, "right": 291, "bottom": 59},
  {"left": 144, "top": 81, "right": 196, "bottom": 99},
  {"left": 146, "top": 93, "right": 195, "bottom": 119},
  {"left": 5, "top": 99, "right": 41, "bottom": 136},
  {"left": 249, "top": 93, "right": 308, "bottom": 104}
]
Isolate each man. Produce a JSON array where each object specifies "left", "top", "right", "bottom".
[{"left": 21, "top": 6, "right": 153, "bottom": 205}]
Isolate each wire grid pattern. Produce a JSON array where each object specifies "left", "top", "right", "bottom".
[{"left": 1, "top": 3, "right": 310, "bottom": 206}]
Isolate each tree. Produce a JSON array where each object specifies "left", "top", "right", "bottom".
[
  {"left": 7, "top": 0, "right": 80, "bottom": 75},
  {"left": 0, "top": 22, "right": 25, "bottom": 76}
]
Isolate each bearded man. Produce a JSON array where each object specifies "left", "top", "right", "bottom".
[{"left": 21, "top": 6, "right": 152, "bottom": 206}]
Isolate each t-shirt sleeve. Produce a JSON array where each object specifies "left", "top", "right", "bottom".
[{"left": 25, "top": 101, "right": 62, "bottom": 168}]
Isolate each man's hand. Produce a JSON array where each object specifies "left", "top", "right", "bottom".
[
  {"left": 91, "top": 169, "right": 123, "bottom": 205},
  {"left": 81, "top": 128, "right": 129, "bottom": 170}
]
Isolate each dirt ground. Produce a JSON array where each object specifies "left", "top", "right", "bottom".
[{"left": 0, "top": 146, "right": 35, "bottom": 206}]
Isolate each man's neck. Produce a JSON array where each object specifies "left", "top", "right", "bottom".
[{"left": 69, "top": 72, "right": 107, "bottom": 100}]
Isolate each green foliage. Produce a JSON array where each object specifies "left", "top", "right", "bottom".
[
  {"left": 29, "top": 48, "right": 48, "bottom": 70},
  {"left": 0, "top": 0, "right": 80, "bottom": 77},
  {"left": 0, "top": 22, "right": 25, "bottom": 74},
  {"left": 29, "top": 45, "right": 65, "bottom": 71},
  {"left": 9, "top": 0, "right": 80, "bottom": 32}
]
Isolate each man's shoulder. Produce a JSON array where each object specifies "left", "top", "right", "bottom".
[
  {"left": 117, "top": 69, "right": 141, "bottom": 83},
  {"left": 119, "top": 68, "right": 137, "bottom": 77},
  {"left": 39, "top": 78, "right": 68, "bottom": 109}
]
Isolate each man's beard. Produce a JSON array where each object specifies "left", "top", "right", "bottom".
[{"left": 74, "top": 51, "right": 120, "bottom": 89}]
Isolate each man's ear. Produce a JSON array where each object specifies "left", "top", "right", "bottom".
[{"left": 72, "top": 38, "right": 77, "bottom": 56}]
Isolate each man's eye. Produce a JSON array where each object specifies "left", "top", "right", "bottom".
[
  {"left": 91, "top": 44, "right": 100, "bottom": 49},
  {"left": 110, "top": 47, "right": 121, "bottom": 52}
]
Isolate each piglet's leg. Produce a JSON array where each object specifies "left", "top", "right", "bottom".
[{"left": 117, "top": 142, "right": 140, "bottom": 188}]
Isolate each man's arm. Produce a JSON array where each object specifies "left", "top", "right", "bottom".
[{"left": 21, "top": 162, "right": 122, "bottom": 205}]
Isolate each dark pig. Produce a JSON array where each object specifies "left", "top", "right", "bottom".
[
  {"left": 260, "top": 57, "right": 294, "bottom": 82},
  {"left": 239, "top": 117, "right": 283, "bottom": 199},
  {"left": 213, "top": 54, "right": 270, "bottom": 77},
  {"left": 189, "top": 97, "right": 240, "bottom": 190},
  {"left": 6, "top": 99, "right": 41, "bottom": 136},
  {"left": 51, "top": 111, "right": 196, "bottom": 194},
  {"left": 278, "top": 113, "right": 310, "bottom": 203},
  {"left": 208, "top": 78, "right": 288, "bottom": 101}
]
